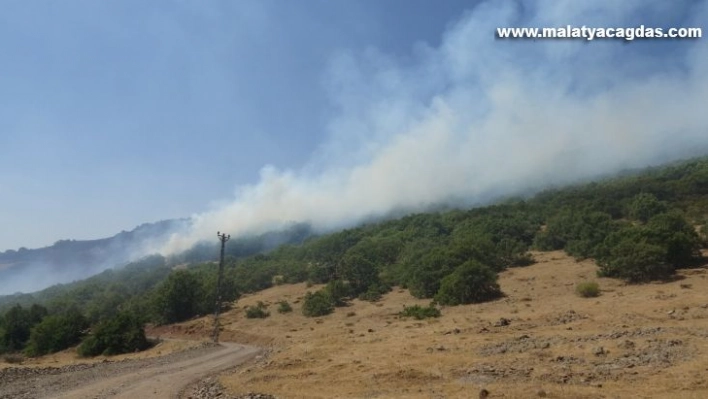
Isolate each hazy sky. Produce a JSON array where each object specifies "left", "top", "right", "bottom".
[
  {"left": 0, "top": 0, "right": 475, "bottom": 250},
  {"left": 1, "top": 0, "right": 706, "bottom": 252}
]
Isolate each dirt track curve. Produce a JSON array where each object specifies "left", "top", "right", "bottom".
[{"left": 0, "top": 341, "right": 261, "bottom": 399}]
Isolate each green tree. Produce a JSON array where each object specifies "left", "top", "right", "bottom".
[
  {"left": 302, "top": 290, "right": 334, "bottom": 317},
  {"left": 1, "top": 305, "right": 32, "bottom": 352},
  {"left": 340, "top": 236, "right": 403, "bottom": 294},
  {"left": 628, "top": 193, "right": 667, "bottom": 222},
  {"left": 644, "top": 211, "right": 701, "bottom": 265},
  {"left": 534, "top": 209, "right": 617, "bottom": 259},
  {"left": 25, "top": 309, "right": 88, "bottom": 357},
  {"left": 152, "top": 270, "right": 203, "bottom": 324},
  {"left": 597, "top": 211, "right": 701, "bottom": 282},
  {"left": 598, "top": 234, "right": 670, "bottom": 282},
  {"left": 340, "top": 253, "right": 379, "bottom": 295},
  {"left": 405, "top": 248, "right": 458, "bottom": 299},
  {"left": 325, "top": 279, "right": 351, "bottom": 307},
  {"left": 435, "top": 261, "right": 503, "bottom": 305},
  {"left": 28, "top": 304, "right": 49, "bottom": 324},
  {"left": 78, "top": 312, "right": 149, "bottom": 357}
]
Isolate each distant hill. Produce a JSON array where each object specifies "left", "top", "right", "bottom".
[{"left": 0, "top": 219, "right": 188, "bottom": 295}]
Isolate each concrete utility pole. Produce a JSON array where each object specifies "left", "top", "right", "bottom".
[{"left": 213, "top": 231, "right": 230, "bottom": 343}]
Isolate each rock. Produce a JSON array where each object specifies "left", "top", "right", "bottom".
[{"left": 495, "top": 317, "right": 511, "bottom": 327}]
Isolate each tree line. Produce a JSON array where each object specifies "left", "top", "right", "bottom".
[{"left": 1, "top": 157, "right": 707, "bottom": 357}]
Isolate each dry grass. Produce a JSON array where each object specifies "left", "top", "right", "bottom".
[
  {"left": 0, "top": 337, "right": 205, "bottom": 370},
  {"left": 9, "top": 250, "right": 708, "bottom": 398},
  {"left": 213, "top": 251, "right": 708, "bottom": 398}
]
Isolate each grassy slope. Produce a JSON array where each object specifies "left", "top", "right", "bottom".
[{"left": 141, "top": 250, "right": 708, "bottom": 399}]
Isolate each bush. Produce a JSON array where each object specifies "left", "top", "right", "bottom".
[
  {"left": 597, "top": 212, "right": 701, "bottom": 282},
  {"left": 0, "top": 304, "right": 48, "bottom": 353},
  {"left": 597, "top": 232, "right": 672, "bottom": 282},
  {"left": 575, "top": 281, "right": 600, "bottom": 298},
  {"left": 628, "top": 193, "right": 667, "bottom": 223},
  {"left": 644, "top": 211, "right": 702, "bottom": 265},
  {"left": 245, "top": 302, "right": 270, "bottom": 319},
  {"left": 534, "top": 210, "right": 618, "bottom": 259},
  {"left": 78, "top": 312, "right": 150, "bottom": 357},
  {"left": 302, "top": 290, "right": 334, "bottom": 317},
  {"left": 434, "top": 261, "right": 503, "bottom": 306},
  {"left": 399, "top": 304, "right": 441, "bottom": 320},
  {"left": 358, "top": 282, "right": 391, "bottom": 302},
  {"left": 277, "top": 300, "right": 293, "bottom": 314},
  {"left": 325, "top": 279, "right": 351, "bottom": 307},
  {"left": 405, "top": 248, "right": 458, "bottom": 299},
  {"left": 151, "top": 270, "right": 204, "bottom": 324},
  {"left": 24, "top": 309, "right": 88, "bottom": 357}
]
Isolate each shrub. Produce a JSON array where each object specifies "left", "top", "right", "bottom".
[
  {"left": 302, "top": 290, "right": 334, "bottom": 317},
  {"left": 24, "top": 309, "right": 88, "bottom": 357},
  {"left": 405, "top": 248, "right": 458, "bottom": 299},
  {"left": 597, "top": 234, "right": 671, "bottom": 282},
  {"left": 496, "top": 238, "right": 534, "bottom": 268},
  {"left": 277, "top": 300, "right": 293, "bottom": 314},
  {"left": 644, "top": 211, "right": 702, "bottom": 265},
  {"left": 628, "top": 193, "right": 667, "bottom": 223},
  {"left": 325, "top": 279, "right": 351, "bottom": 307},
  {"left": 245, "top": 302, "right": 270, "bottom": 319},
  {"left": 597, "top": 212, "right": 701, "bottom": 282},
  {"left": 78, "top": 312, "right": 150, "bottom": 357},
  {"left": 358, "top": 281, "right": 391, "bottom": 302},
  {"left": 399, "top": 304, "right": 441, "bottom": 320},
  {"left": 3, "top": 354, "right": 24, "bottom": 364},
  {"left": 1, "top": 304, "right": 48, "bottom": 352},
  {"left": 533, "top": 210, "right": 617, "bottom": 259},
  {"left": 575, "top": 281, "right": 600, "bottom": 298},
  {"left": 434, "top": 261, "right": 503, "bottom": 306},
  {"left": 151, "top": 270, "right": 204, "bottom": 324}
]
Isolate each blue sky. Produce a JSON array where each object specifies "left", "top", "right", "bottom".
[
  {"left": 1, "top": 0, "right": 706, "bottom": 252},
  {"left": 0, "top": 0, "right": 476, "bottom": 250}
]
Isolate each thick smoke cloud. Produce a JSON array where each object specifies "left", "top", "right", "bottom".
[{"left": 161, "top": 0, "right": 708, "bottom": 254}]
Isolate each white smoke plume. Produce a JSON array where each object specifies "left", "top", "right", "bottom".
[{"left": 161, "top": 0, "right": 708, "bottom": 254}]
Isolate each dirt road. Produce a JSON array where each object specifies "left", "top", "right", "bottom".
[{"left": 0, "top": 341, "right": 261, "bottom": 399}]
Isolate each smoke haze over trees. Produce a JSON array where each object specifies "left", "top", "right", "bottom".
[{"left": 1, "top": 0, "right": 707, "bottom": 295}]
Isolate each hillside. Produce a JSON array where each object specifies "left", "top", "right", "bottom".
[
  {"left": 0, "top": 156, "right": 707, "bottom": 398},
  {"left": 0, "top": 219, "right": 187, "bottom": 295},
  {"left": 152, "top": 250, "right": 708, "bottom": 399}
]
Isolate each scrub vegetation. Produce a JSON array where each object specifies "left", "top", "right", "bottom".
[{"left": 1, "top": 157, "right": 706, "bottom": 357}]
